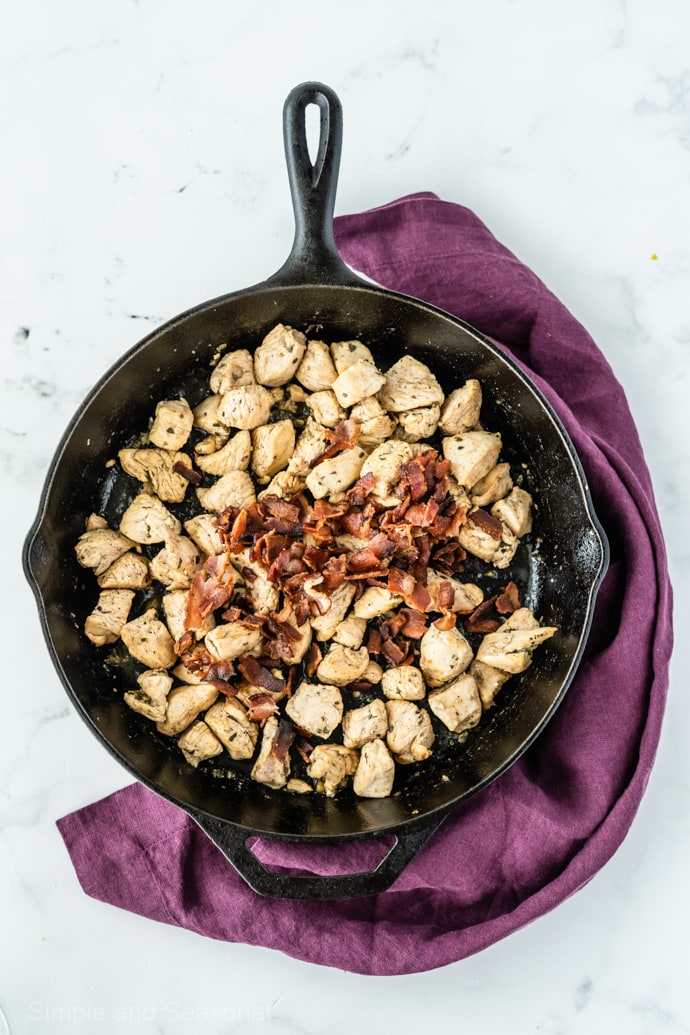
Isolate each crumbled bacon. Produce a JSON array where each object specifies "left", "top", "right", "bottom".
[
  {"left": 472, "top": 508, "right": 504, "bottom": 540},
  {"left": 304, "top": 641, "right": 322, "bottom": 678},
  {"left": 246, "top": 693, "right": 280, "bottom": 724},
  {"left": 309, "top": 419, "right": 359, "bottom": 468},
  {"left": 237, "top": 656, "right": 286, "bottom": 696},
  {"left": 172, "top": 460, "right": 202, "bottom": 487},
  {"left": 496, "top": 580, "right": 521, "bottom": 614},
  {"left": 205, "top": 660, "right": 235, "bottom": 682},
  {"left": 272, "top": 718, "right": 295, "bottom": 762},
  {"left": 347, "top": 471, "right": 376, "bottom": 506},
  {"left": 294, "top": 736, "right": 314, "bottom": 763}
]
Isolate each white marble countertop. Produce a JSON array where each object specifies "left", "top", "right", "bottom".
[{"left": 1, "top": 0, "right": 687, "bottom": 1031}]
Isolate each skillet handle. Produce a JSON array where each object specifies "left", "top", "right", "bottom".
[
  {"left": 188, "top": 811, "right": 446, "bottom": 900},
  {"left": 268, "top": 81, "right": 365, "bottom": 288}
]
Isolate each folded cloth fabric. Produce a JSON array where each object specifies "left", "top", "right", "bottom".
[{"left": 57, "top": 193, "right": 673, "bottom": 976}]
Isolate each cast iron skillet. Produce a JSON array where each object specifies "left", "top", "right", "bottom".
[{"left": 23, "top": 82, "right": 608, "bottom": 899}]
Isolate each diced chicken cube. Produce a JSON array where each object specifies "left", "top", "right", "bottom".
[
  {"left": 438, "top": 379, "right": 482, "bottom": 434},
  {"left": 471, "top": 463, "right": 513, "bottom": 508},
  {"left": 349, "top": 396, "right": 397, "bottom": 448},
  {"left": 428, "top": 672, "right": 482, "bottom": 735},
  {"left": 310, "top": 582, "right": 356, "bottom": 641},
  {"left": 84, "top": 589, "right": 135, "bottom": 646},
  {"left": 296, "top": 339, "right": 338, "bottom": 391},
  {"left": 85, "top": 513, "right": 108, "bottom": 530},
  {"left": 118, "top": 447, "right": 193, "bottom": 503},
  {"left": 204, "top": 622, "right": 262, "bottom": 662},
  {"left": 195, "top": 430, "right": 251, "bottom": 476},
  {"left": 342, "top": 698, "right": 388, "bottom": 749},
  {"left": 254, "top": 324, "right": 307, "bottom": 386},
  {"left": 363, "top": 660, "right": 383, "bottom": 684},
  {"left": 75, "top": 528, "right": 135, "bottom": 575},
  {"left": 184, "top": 513, "right": 224, "bottom": 556},
  {"left": 305, "top": 389, "right": 346, "bottom": 428},
  {"left": 353, "top": 586, "right": 403, "bottom": 620},
  {"left": 149, "top": 532, "right": 203, "bottom": 590},
  {"left": 332, "top": 360, "right": 386, "bottom": 408},
  {"left": 121, "top": 608, "right": 177, "bottom": 669},
  {"left": 381, "top": 665, "right": 426, "bottom": 700},
  {"left": 218, "top": 385, "right": 274, "bottom": 430},
  {"left": 177, "top": 719, "right": 223, "bottom": 767},
  {"left": 396, "top": 404, "right": 440, "bottom": 442},
  {"left": 250, "top": 716, "right": 290, "bottom": 788},
  {"left": 458, "top": 516, "right": 519, "bottom": 569},
  {"left": 196, "top": 470, "right": 256, "bottom": 513},
  {"left": 119, "top": 493, "right": 181, "bottom": 544},
  {"left": 124, "top": 669, "right": 173, "bottom": 723},
  {"left": 209, "top": 349, "right": 255, "bottom": 394},
  {"left": 205, "top": 697, "right": 259, "bottom": 760},
  {"left": 359, "top": 439, "right": 415, "bottom": 506},
  {"left": 385, "top": 700, "right": 435, "bottom": 763},
  {"left": 307, "top": 743, "right": 359, "bottom": 797},
  {"left": 291, "top": 418, "right": 330, "bottom": 469},
  {"left": 286, "top": 778, "right": 313, "bottom": 794},
  {"left": 305, "top": 446, "right": 367, "bottom": 499},
  {"left": 442, "top": 431, "right": 502, "bottom": 489},
  {"left": 470, "top": 659, "right": 511, "bottom": 709},
  {"left": 285, "top": 681, "right": 343, "bottom": 739},
  {"left": 353, "top": 738, "right": 395, "bottom": 798},
  {"left": 378, "top": 356, "right": 444, "bottom": 412},
  {"left": 193, "top": 394, "right": 229, "bottom": 436},
  {"left": 476, "top": 610, "right": 557, "bottom": 673},
  {"left": 156, "top": 682, "right": 219, "bottom": 736},
  {"left": 230, "top": 547, "right": 279, "bottom": 614},
  {"left": 251, "top": 420, "right": 296, "bottom": 480},
  {"left": 316, "top": 644, "right": 370, "bottom": 686},
  {"left": 148, "top": 398, "right": 194, "bottom": 451},
  {"left": 425, "top": 570, "right": 484, "bottom": 614},
  {"left": 162, "top": 589, "right": 214, "bottom": 642},
  {"left": 419, "top": 624, "right": 473, "bottom": 688},
  {"left": 491, "top": 486, "right": 533, "bottom": 538},
  {"left": 330, "top": 339, "right": 375, "bottom": 373},
  {"left": 261, "top": 467, "right": 307, "bottom": 499},
  {"left": 97, "top": 551, "right": 150, "bottom": 590},
  {"left": 333, "top": 615, "right": 367, "bottom": 649}
]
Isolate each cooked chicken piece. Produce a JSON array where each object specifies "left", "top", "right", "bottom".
[
  {"left": 204, "top": 621, "right": 262, "bottom": 662},
  {"left": 332, "top": 359, "right": 386, "bottom": 408},
  {"left": 195, "top": 433, "right": 231, "bottom": 457},
  {"left": 124, "top": 669, "right": 173, "bottom": 723},
  {"left": 419, "top": 624, "right": 473, "bottom": 688},
  {"left": 353, "top": 738, "right": 395, "bottom": 798},
  {"left": 177, "top": 719, "right": 224, "bottom": 767},
  {"left": 119, "top": 492, "right": 181, "bottom": 544},
  {"left": 442, "top": 431, "right": 502, "bottom": 490},
  {"left": 446, "top": 476, "right": 473, "bottom": 512},
  {"left": 286, "top": 778, "right": 313, "bottom": 794},
  {"left": 196, "top": 470, "right": 256, "bottom": 514},
  {"left": 119, "top": 447, "right": 192, "bottom": 504},
  {"left": 97, "top": 551, "right": 150, "bottom": 590},
  {"left": 438, "top": 379, "right": 482, "bottom": 434},
  {"left": 86, "top": 513, "right": 108, "bottom": 530},
  {"left": 476, "top": 609, "right": 557, "bottom": 673},
  {"left": 149, "top": 531, "right": 203, "bottom": 590},
  {"left": 291, "top": 417, "right": 331, "bottom": 470},
  {"left": 385, "top": 700, "right": 435, "bottom": 763},
  {"left": 330, "top": 339, "right": 375, "bottom": 373},
  {"left": 349, "top": 396, "right": 397, "bottom": 448},
  {"left": 332, "top": 615, "right": 367, "bottom": 649},
  {"left": 342, "top": 698, "right": 387, "bottom": 749},
  {"left": 381, "top": 664, "right": 426, "bottom": 700},
  {"left": 425, "top": 570, "right": 484, "bottom": 614},
  {"left": 457, "top": 516, "right": 519, "bottom": 568},
  {"left": 360, "top": 439, "right": 415, "bottom": 506},
  {"left": 316, "top": 644, "right": 370, "bottom": 686},
  {"left": 183, "top": 513, "right": 225, "bottom": 556},
  {"left": 121, "top": 607, "right": 177, "bottom": 669},
  {"left": 205, "top": 697, "right": 259, "bottom": 760},
  {"left": 471, "top": 463, "right": 513, "bottom": 508},
  {"left": 248, "top": 716, "right": 290, "bottom": 787},
  {"left": 305, "top": 446, "right": 367, "bottom": 500},
  {"left": 491, "top": 486, "right": 533, "bottom": 538},
  {"left": 172, "top": 662, "right": 204, "bottom": 684},
  {"left": 428, "top": 672, "right": 482, "bottom": 735},
  {"left": 195, "top": 430, "right": 251, "bottom": 477},
  {"left": 163, "top": 589, "right": 214, "bottom": 642},
  {"left": 396, "top": 404, "right": 441, "bottom": 442},
  {"left": 209, "top": 348, "right": 255, "bottom": 394},
  {"left": 157, "top": 682, "right": 219, "bottom": 736},
  {"left": 75, "top": 527, "right": 135, "bottom": 576},
  {"left": 192, "top": 394, "right": 229, "bottom": 437},
  {"left": 253, "top": 324, "right": 307, "bottom": 386},
  {"left": 148, "top": 398, "right": 194, "bottom": 451},
  {"left": 470, "top": 659, "right": 511, "bottom": 709},
  {"left": 309, "top": 581, "right": 356, "bottom": 641},
  {"left": 84, "top": 589, "right": 135, "bottom": 645},
  {"left": 285, "top": 680, "right": 343, "bottom": 739},
  {"left": 230, "top": 547, "right": 280, "bottom": 613},
  {"left": 333, "top": 532, "right": 364, "bottom": 555},
  {"left": 261, "top": 466, "right": 307, "bottom": 499},
  {"left": 365, "top": 661, "right": 384, "bottom": 684},
  {"left": 307, "top": 743, "right": 359, "bottom": 797},
  {"left": 305, "top": 389, "right": 346, "bottom": 428},
  {"left": 251, "top": 420, "right": 295, "bottom": 480},
  {"left": 353, "top": 586, "right": 403, "bottom": 620},
  {"left": 378, "top": 356, "right": 444, "bottom": 412},
  {"left": 280, "top": 608, "right": 312, "bottom": 665},
  {"left": 295, "top": 339, "right": 338, "bottom": 391},
  {"left": 218, "top": 385, "right": 274, "bottom": 430}
]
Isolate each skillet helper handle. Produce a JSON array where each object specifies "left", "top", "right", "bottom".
[
  {"left": 269, "top": 81, "right": 364, "bottom": 288},
  {"left": 189, "top": 812, "right": 446, "bottom": 900}
]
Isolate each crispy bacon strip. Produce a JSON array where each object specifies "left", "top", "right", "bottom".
[
  {"left": 309, "top": 419, "right": 359, "bottom": 468},
  {"left": 246, "top": 693, "right": 280, "bottom": 723},
  {"left": 472, "top": 508, "right": 504, "bottom": 540},
  {"left": 272, "top": 718, "right": 295, "bottom": 762},
  {"left": 496, "top": 580, "right": 521, "bottom": 614},
  {"left": 237, "top": 656, "right": 286, "bottom": 695},
  {"left": 347, "top": 471, "right": 376, "bottom": 506},
  {"left": 304, "top": 641, "right": 323, "bottom": 678},
  {"left": 172, "top": 460, "right": 202, "bottom": 487}
]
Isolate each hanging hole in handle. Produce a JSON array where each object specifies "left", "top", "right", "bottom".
[{"left": 305, "top": 100, "right": 322, "bottom": 169}]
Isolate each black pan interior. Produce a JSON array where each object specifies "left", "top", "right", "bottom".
[{"left": 26, "top": 280, "right": 605, "bottom": 838}]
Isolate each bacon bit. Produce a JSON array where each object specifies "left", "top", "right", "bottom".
[
  {"left": 261, "top": 496, "right": 302, "bottom": 523},
  {"left": 304, "top": 641, "right": 323, "bottom": 678},
  {"left": 175, "top": 629, "right": 194, "bottom": 655},
  {"left": 347, "top": 471, "right": 376, "bottom": 506},
  {"left": 321, "top": 553, "right": 347, "bottom": 591},
  {"left": 303, "top": 574, "right": 332, "bottom": 615},
  {"left": 272, "top": 718, "right": 295, "bottom": 762},
  {"left": 398, "top": 458, "right": 428, "bottom": 502},
  {"left": 366, "top": 627, "right": 383, "bottom": 655},
  {"left": 237, "top": 656, "right": 286, "bottom": 695},
  {"left": 172, "top": 460, "right": 202, "bottom": 487},
  {"left": 205, "top": 660, "right": 235, "bottom": 682},
  {"left": 431, "top": 540, "right": 466, "bottom": 574},
  {"left": 464, "top": 596, "right": 502, "bottom": 634},
  {"left": 472, "top": 508, "right": 504, "bottom": 540},
  {"left": 405, "top": 498, "right": 440, "bottom": 528},
  {"left": 397, "top": 607, "right": 428, "bottom": 639},
  {"left": 437, "top": 580, "right": 455, "bottom": 610},
  {"left": 496, "top": 580, "right": 521, "bottom": 614},
  {"left": 246, "top": 693, "right": 280, "bottom": 724},
  {"left": 209, "top": 680, "right": 238, "bottom": 697},
  {"left": 240, "top": 565, "right": 257, "bottom": 583},
  {"left": 348, "top": 533, "right": 396, "bottom": 572},
  {"left": 309, "top": 418, "right": 359, "bottom": 468},
  {"left": 381, "top": 637, "right": 409, "bottom": 666},
  {"left": 294, "top": 736, "right": 313, "bottom": 763},
  {"left": 388, "top": 566, "right": 431, "bottom": 612},
  {"left": 220, "top": 605, "right": 245, "bottom": 623},
  {"left": 180, "top": 647, "right": 214, "bottom": 673},
  {"left": 433, "top": 612, "right": 457, "bottom": 631},
  {"left": 204, "top": 552, "right": 228, "bottom": 578},
  {"left": 344, "top": 680, "right": 375, "bottom": 693}
]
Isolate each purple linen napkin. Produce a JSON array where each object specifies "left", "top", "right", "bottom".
[{"left": 57, "top": 193, "right": 673, "bottom": 976}]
